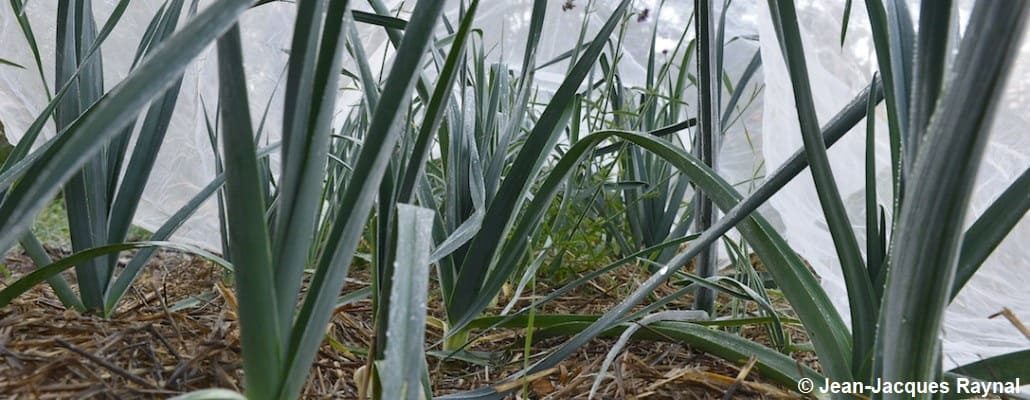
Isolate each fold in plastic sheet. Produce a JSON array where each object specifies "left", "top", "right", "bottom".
[{"left": 0, "top": 0, "right": 1025, "bottom": 371}]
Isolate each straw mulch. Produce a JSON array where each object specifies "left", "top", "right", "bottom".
[{"left": 1, "top": 247, "right": 811, "bottom": 399}]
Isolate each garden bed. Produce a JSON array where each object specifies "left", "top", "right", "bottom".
[{"left": 1, "top": 248, "right": 809, "bottom": 399}]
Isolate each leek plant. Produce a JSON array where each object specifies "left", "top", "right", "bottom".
[
  {"left": 439, "top": 0, "right": 630, "bottom": 342},
  {"left": 691, "top": 0, "right": 721, "bottom": 314},
  {"left": 592, "top": 8, "right": 698, "bottom": 264},
  {"left": 588, "top": 0, "right": 763, "bottom": 308},
  {"left": 212, "top": 0, "right": 448, "bottom": 396},
  {"left": 0, "top": 1, "right": 1026, "bottom": 399},
  {"left": 0, "top": 0, "right": 440, "bottom": 396},
  {"left": 442, "top": 1, "right": 1029, "bottom": 399},
  {"left": 360, "top": 0, "right": 487, "bottom": 356},
  {"left": 359, "top": 0, "right": 637, "bottom": 353},
  {"left": 772, "top": 1, "right": 1029, "bottom": 395},
  {"left": 0, "top": 0, "right": 216, "bottom": 315}
]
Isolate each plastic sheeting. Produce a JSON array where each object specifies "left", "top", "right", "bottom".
[
  {"left": 0, "top": 0, "right": 766, "bottom": 248},
  {"left": 0, "top": 0, "right": 1026, "bottom": 370},
  {"left": 755, "top": 1, "right": 1030, "bottom": 368}
]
